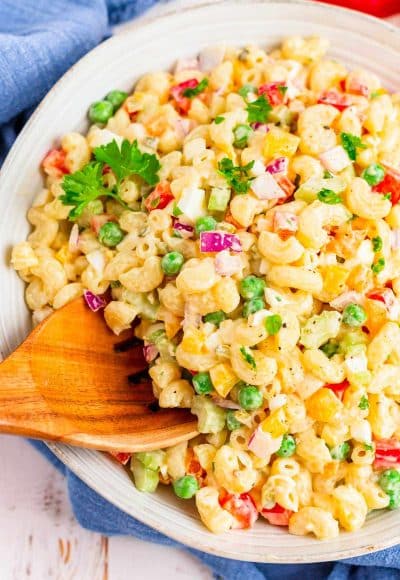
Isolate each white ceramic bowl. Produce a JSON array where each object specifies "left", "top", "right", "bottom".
[{"left": 1, "top": 0, "right": 400, "bottom": 563}]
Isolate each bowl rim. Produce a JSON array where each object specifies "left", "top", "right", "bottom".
[{"left": 2, "top": 0, "right": 400, "bottom": 563}]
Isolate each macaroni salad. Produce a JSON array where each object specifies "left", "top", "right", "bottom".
[{"left": 11, "top": 36, "right": 400, "bottom": 539}]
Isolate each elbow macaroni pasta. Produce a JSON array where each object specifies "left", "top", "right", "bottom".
[{"left": 12, "top": 35, "right": 400, "bottom": 539}]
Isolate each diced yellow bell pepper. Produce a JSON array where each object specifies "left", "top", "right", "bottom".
[
  {"left": 305, "top": 388, "right": 343, "bottom": 423},
  {"left": 260, "top": 407, "right": 288, "bottom": 438},
  {"left": 321, "top": 265, "right": 349, "bottom": 300},
  {"left": 209, "top": 363, "right": 238, "bottom": 397},
  {"left": 180, "top": 328, "right": 206, "bottom": 355},
  {"left": 55, "top": 246, "right": 72, "bottom": 264},
  {"left": 263, "top": 127, "right": 300, "bottom": 160}
]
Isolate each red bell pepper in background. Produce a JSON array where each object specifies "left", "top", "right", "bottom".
[
  {"left": 258, "top": 82, "right": 287, "bottom": 106},
  {"left": 373, "top": 171, "right": 400, "bottom": 206},
  {"left": 325, "top": 379, "right": 349, "bottom": 400},
  {"left": 219, "top": 491, "right": 259, "bottom": 529},
  {"left": 261, "top": 503, "right": 293, "bottom": 526},
  {"left": 42, "top": 148, "right": 69, "bottom": 178},
  {"left": 315, "top": 0, "right": 399, "bottom": 18},
  {"left": 109, "top": 451, "right": 132, "bottom": 465},
  {"left": 374, "top": 439, "right": 400, "bottom": 469}
]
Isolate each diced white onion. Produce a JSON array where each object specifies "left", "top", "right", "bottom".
[
  {"left": 345, "top": 352, "right": 368, "bottom": 373},
  {"left": 248, "top": 429, "right": 283, "bottom": 459},
  {"left": 330, "top": 291, "right": 363, "bottom": 311},
  {"left": 86, "top": 250, "right": 105, "bottom": 276},
  {"left": 68, "top": 223, "right": 80, "bottom": 253},
  {"left": 250, "top": 160, "right": 266, "bottom": 177},
  {"left": 251, "top": 173, "right": 286, "bottom": 200},
  {"left": 269, "top": 394, "right": 288, "bottom": 412},
  {"left": 319, "top": 145, "right": 351, "bottom": 173},
  {"left": 89, "top": 128, "right": 123, "bottom": 148},
  {"left": 214, "top": 250, "right": 242, "bottom": 276},
  {"left": 177, "top": 187, "right": 206, "bottom": 221}
]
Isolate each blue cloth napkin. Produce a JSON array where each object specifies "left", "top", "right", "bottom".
[{"left": 1, "top": 1, "right": 400, "bottom": 577}]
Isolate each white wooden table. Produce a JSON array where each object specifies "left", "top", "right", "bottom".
[
  {"left": 0, "top": 436, "right": 211, "bottom": 580},
  {"left": 1, "top": 4, "right": 399, "bottom": 579}
]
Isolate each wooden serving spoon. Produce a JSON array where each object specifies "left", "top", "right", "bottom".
[{"left": 0, "top": 297, "right": 198, "bottom": 452}]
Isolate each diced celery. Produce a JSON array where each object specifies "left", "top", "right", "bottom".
[
  {"left": 294, "top": 176, "right": 347, "bottom": 203},
  {"left": 208, "top": 187, "right": 231, "bottom": 212},
  {"left": 339, "top": 329, "right": 367, "bottom": 355},
  {"left": 191, "top": 396, "right": 226, "bottom": 434},
  {"left": 131, "top": 457, "right": 159, "bottom": 492},
  {"left": 348, "top": 371, "right": 371, "bottom": 389},
  {"left": 136, "top": 450, "right": 165, "bottom": 471},
  {"left": 299, "top": 311, "right": 342, "bottom": 350},
  {"left": 121, "top": 289, "right": 159, "bottom": 320},
  {"left": 268, "top": 105, "right": 294, "bottom": 127}
]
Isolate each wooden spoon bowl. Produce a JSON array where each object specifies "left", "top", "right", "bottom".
[{"left": 0, "top": 297, "right": 198, "bottom": 451}]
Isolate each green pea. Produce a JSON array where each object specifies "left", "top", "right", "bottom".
[
  {"left": 330, "top": 442, "right": 351, "bottom": 460},
  {"left": 226, "top": 410, "right": 241, "bottom": 431},
  {"left": 238, "top": 385, "right": 263, "bottom": 410},
  {"left": 277, "top": 434, "right": 296, "bottom": 458},
  {"left": 362, "top": 163, "right": 385, "bottom": 186},
  {"left": 342, "top": 303, "right": 367, "bottom": 327},
  {"left": 379, "top": 469, "right": 400, "bottom": 493},
  {"left": 173, "top": 475, "right": 199, "bottom": 499},
  {"left": 98, "top": 222, "right": 124, "bottom": 247},
  {"left": 265, "top": 314, "right": 282, "bottom": 336},
  {"left": 195, "top": 216, "right": 217, "bottom": 235},
  {"left": 372, "top": 236, "right": 383, "bottom": 252},
  {"left": 192, "top": 372, "right": 213, "bottom": 395},
  {"left": 105, "top": 90, "right": 128, "bottom": 111},
  {"left": 161, "top": 251, "right": 184, "bottom": 275},
  {"left": 240, "top": 275, "right": 266, "bottom": 299},
  {"left": 243, "top": 297, "right": 265, "bottom": 317},
  {"left": 388, "top": 490, "right": 400, "bottom": 510},
  {"left": 89, "top": 100, "right": 114, "bottom": 124},
  {"left": 233, "top": 124, "right": 252, "bottom": 149},
  {"left": 203, "top": 310, "right": 227, "bottom": 327},
  {"left": 372, "top": 258, "right": 385, "bottom": 274}
]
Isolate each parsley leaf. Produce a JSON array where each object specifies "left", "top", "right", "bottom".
[
  {"left": 358, "top": 395, "right": 369, "bottom": 410},
  {"left": 182, "top": 78, "right": 208, "bottom": 98},
  {"left": 340, "top": 132, "right": 366, "bottom": 161},
  {"left": 278, "top": 85, "right": 288, "bottom": 96},
  {"left": 246, "top": 95, "right": 272, "bottom": 124},
  {"left": 60, "top": 162, "right": 116, "bottom": 220},
  {"left": 317, "top": 189, "right": 342, "bottom": 204},
  {"left": 218, "top": 158, "right": 254, "bottom": 194},
  {"left": 239, "top": 346, "right": 257, "bottom": 370},
  {"left": 94, "top": 139, "right": 160, "bottom": 186},
  {"left": 364, "top": 443, "right": 373, "bottom": 451},
  {"left": 238, "top": 84, "right": 257, "bottom": 99},
  {"left": 214, "top": 116, "right": 225, "bottom": 124}
]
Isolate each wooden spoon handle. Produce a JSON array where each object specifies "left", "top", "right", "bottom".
[{"left": 0, "top": 353, "right": 57, "bottom": 439}]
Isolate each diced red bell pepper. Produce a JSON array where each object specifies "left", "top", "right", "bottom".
[
  {"left": 325, "top": 379, "right": 349, "bottom": 400},
  {"left": 258, "top": 81, "right": 287, "bottom": 106},
  {"left": 42, "top": 148, "right": 69, "bottom": 178},
  {"left": 109, "top": 451, "right": 132, "bottom": 465},
  {"left": 144, "top": 182, "right": 174, "bottom": 212},
  {"left": 219, "top": 491, "right": 259, "bottom": 529},
  {"left": 374, "top": 439, "right": 400, "bottom": 469},
  {"left": 318, "top": 90, "right": 352, "bottom": 111},
  {"left": 186, "top": 448, "right": 206, "bottom": 484},
  {"left": 261, "top": 503, "right": 292, "bottom": 526},
  {"left": 373, "top": 171, "right": 400, "bottom": 205},
  {"left": 170, "top": 78, "right": 199, "bottom": 114},
  {"left": 276, "top": 175, "right": 296, "bottom": 203},
  {"left": 367, "top": 288, "right": 396, "bottom": 310}
]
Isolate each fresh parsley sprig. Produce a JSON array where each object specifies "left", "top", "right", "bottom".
[
  {"left": 246, "top": 95, "right": 272, "bottom": 124},
  {"left": 239, "top": 346, "right": 257, "bottom": 370},
  {"left": 94, "top": 139, "right": 160, "bottom": 186},
  {"left": 183, "top": 78, "right": 209, "bottom": 98},
  {"left": 341, "top": 132, "right": 366, "bottom": 162},
  {"left": 61, "top": 139, "right": 160, "bottom": 220},
  {"left": 218, "top": 158, "right": 254, "bottom": 194}
]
